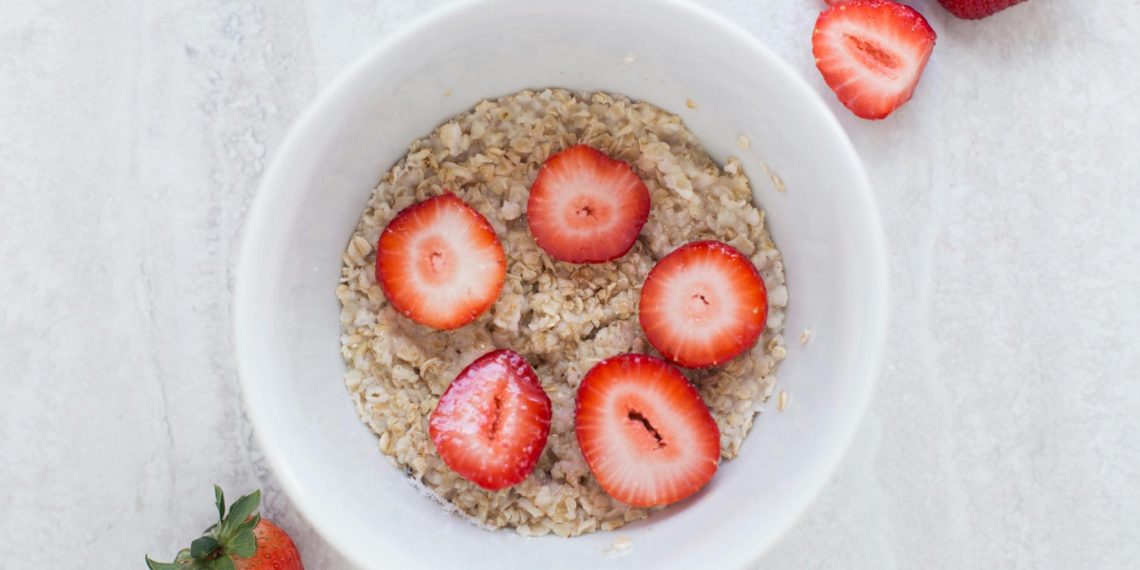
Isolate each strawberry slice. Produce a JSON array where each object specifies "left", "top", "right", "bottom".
[
  {"left": 812, "top": 0, "right": 937, "bottom": 120},
  {"left": 429, "top": 349, "right": 552, "bottom": 490},
  {"left": 639, "top": 241, "right": 767, "bottom": 368},
  {"left": 375, "top": 192, "right": 506, "bottom": 330},
  {"left": 575, "top": 354, "right": 720, "bottom": 507},
  {"left": 526, "top": 144, "right": 651, "bottom": 263}
]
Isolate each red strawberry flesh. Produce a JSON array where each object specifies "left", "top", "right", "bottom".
[
  {"left": 639, "top": 240, "right": 768, "bottom": 368},
  {"left": 937, "top": 0, "right": 1026, "bottom": 19},
  {"left": 375, "top": 192, "right": 506, "bottom": 330},
  {"left": 527, "top": 144, "right": 651, "bottom": 263},
  {"left": 812, "top": 0, "right": 937, "bottom": 120},
  {"left": 575, "top": 354, "right": 720, "bottom": 507},
  {"left": 429, "top": 349, "right": 552, "bottom": 491},
  {"left": 237, "top": 519, "right": 303, "bottom": 570}
]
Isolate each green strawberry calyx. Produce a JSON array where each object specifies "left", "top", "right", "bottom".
[{"left": 145, "top": 486, "right": 262, "bottom": 570}]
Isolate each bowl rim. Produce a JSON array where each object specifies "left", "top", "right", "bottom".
[{"left": 234, "top": 0, "right": 889, "bottom": 567}]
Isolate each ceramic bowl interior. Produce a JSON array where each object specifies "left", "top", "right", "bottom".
[{"left": 235, "top": 0, "right": 888, "bottom": 567}]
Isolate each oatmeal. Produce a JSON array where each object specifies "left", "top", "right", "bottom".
[{"left": 337, "top": 89, "right": 788, "bottom": 537}]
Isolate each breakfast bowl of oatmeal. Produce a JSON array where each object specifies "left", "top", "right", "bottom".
[{"left": 234, "top": 0, "right": 888, "bottom": 568}]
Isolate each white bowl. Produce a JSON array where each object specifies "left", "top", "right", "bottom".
[{"left": 235, "top": 0, "right": 888, "bottom": 567}]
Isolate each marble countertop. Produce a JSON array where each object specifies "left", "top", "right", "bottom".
[{"left": 2, "top": 0, "right": 1137, "bottom": 567}]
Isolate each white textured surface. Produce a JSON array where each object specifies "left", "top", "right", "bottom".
[{"left": 1, "top": 0, "right": 1137, "bottom": 567}]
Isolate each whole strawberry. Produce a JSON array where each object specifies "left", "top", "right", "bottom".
[
  {"left": 146, "top": 487, "right": 303, "bottom": 570},
  {"left": 937, "top": 0, "right": 1027, "bottom": 19}
]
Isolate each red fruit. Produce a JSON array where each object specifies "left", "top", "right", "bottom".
[
  {"left": 526, "top": 144, "right": 651, "bottom": 263},
  {"left": 237, "top": 519, "right": 303, "bottom": 570},
  {"left": 812, "top": 0, "right": 937, "bottom": 119},
  {"left": 639, "top": 241, "right": 768, "bottom": 368},
  {"left": 575, "top": 354, "right": 720, "bottom": 507},
  {"left": 429, "top": 349, "right": 552, "bottom": 490},
  {"left": 145, "top": 487, "right": 303, "bottom": 570},
  {"left": 937, "top": 0, "right": 1026, "bottom": 19},
  {"left": 375, "top": 192, "right": 506, "bottom": 330}
]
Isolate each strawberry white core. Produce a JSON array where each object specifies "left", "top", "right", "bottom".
[
  {"left": 546, "top": 171, "right": 625, "bottom": 236},
  {"left": 652, "top": 264, "right": 745, "bottom": 347}
]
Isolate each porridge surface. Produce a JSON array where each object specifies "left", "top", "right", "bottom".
[{"left": 337, "top": 88, "right": 788, "bottom": 537}]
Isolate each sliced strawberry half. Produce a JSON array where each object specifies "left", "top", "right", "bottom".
[
  {"left": 429, "top": 349, "right": 552, "bottom": 491},
  {"left": 575, "top": 354, "right": 720, "bottom": 507},
  {"left": 812, "top": 0, "right": 937, "bottom": 120},
  {"left": 639, "top": 241, "right": 768, "bottom": 368},
  {"left": 375, "top": 192, "right": 506, "bottom": 330},
  {"left": 526, "top": 144, "right": 651, "bottom": 263}
]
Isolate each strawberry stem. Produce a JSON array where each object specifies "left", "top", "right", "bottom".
[{"left": 144, "top": 486, "right": 262, "bottom": 570}]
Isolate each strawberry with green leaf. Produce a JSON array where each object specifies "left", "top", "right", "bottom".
[{"left": 146, "top": 486, "right": 303, "bottom": 570}]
